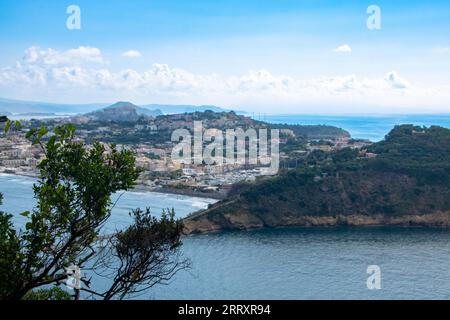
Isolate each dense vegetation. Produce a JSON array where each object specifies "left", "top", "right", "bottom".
[
  {"left": 272, "top": 123, "right": 350, "bottom": 140},
  {"left": 366, "top": 125, "right": 450, "bottom": 184}
]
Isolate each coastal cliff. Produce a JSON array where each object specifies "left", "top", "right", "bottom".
[{"left": 184, "top": 125, "right": 450, "bottom": 234}]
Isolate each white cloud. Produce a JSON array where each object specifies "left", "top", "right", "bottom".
[
  {"left": 333, "top": 44, "right": 352, "bottom": 53},
  {"left": 23, "top": 46, "right": 105, "bottom": 66},
  {"left": 384, "top": 71, "right": 409, "bottom": 89},
  {"left": 122, "top": 50, "right": 142, "bottom": 58},
  {"left": 0, "top": 46, "right": 449, "bottom": 113}
]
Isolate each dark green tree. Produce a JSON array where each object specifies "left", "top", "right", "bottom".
[
  {"left": 90, "top": 208, "right": 188, "bottom": 300},
  {"left": 0, "top": 122, "right": 188, "bottom": 300}
]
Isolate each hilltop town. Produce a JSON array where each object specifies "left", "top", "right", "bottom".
[{"left": 0, "top": 102, "right": 370, "bottom": 198}]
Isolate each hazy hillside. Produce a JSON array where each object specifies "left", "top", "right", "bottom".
[
  {"left": 0, "top": 97, "right": 228, "bottom": 116},
  {"left": 142, "top": 104, "right": 226, "bottom": 114},
  {"left": 0, "top": 97, "right": 108, "bottom": 114},
  {"left": 85, "top": 101, "right": 163, "bottom": 122}
]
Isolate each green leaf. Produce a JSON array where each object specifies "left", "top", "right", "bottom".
[
  {"left": 20, "top": 211, "right": 30, "bottom": 218},
  {"left": 38, "top": 126, "right": 48, "bottom": 139},
  {"left": 4, "top": 120, "right": 11, "bottom": 133},
  {"left": 48, "top": 135, "right": 56, "bottom": 146},
  {"left": 26, "top": 128, "right": 37, "bottom": 139}
]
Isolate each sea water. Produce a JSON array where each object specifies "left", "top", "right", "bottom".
[{"left": 2, "top": 173, "right": 450, "bottom": 299}]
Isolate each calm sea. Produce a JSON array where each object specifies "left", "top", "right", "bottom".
[
  {"left": 1, "top": 173, "right": 450, "bottom": 299},
  {"left": 262, "top": 114, "right": 450, "bottom": 141}
]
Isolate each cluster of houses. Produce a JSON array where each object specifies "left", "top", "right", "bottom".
[
  {"left": 0, "top": 132, "right": 41, "bottom": 174},
  {"left": 138, "top": 163, "right": 264, "bottom": 196}
]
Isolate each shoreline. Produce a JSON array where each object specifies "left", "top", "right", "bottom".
[
  {"left": 183, "top": 211, "right": 450, "bottom": 234},
  {"left": 183, "top": 223, "right": 450, "bottom": 237},
  {"left": 0, "top": 169, "right": 223, "bottom": 200},
  {"left": 134, "top": 185, "right": 227, "bottom": 200},
  {"left": 0, "top": 169, "right": 39, "bottom": 178}
]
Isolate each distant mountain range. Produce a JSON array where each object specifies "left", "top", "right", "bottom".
[
  {"left": 141, "top": 104, "right": 225, "bottom": 114},
  {"left": 0, "top": 97, "right": 108, "bottom": 115},
  {"left": 0, "top": 97, "right": 229, "bottom": 116}
]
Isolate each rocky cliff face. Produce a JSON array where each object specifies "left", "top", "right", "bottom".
[{"left": 184, "top": 211, "right": 450, "bottom": 234}]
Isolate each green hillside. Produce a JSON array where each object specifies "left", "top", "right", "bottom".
[{"left": 184, "top": 125, "right": 450, "bottom": 233}]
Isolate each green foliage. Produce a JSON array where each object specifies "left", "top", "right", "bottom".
[
  {"left": 23, "top": 286, "right": 71, "bottom": 300},
  {"left": 3, "top": 119, "right": 22, "bottom": 133},
  {"left": 95, "top": 208, "right": 188, "bottom": 300},
  {"left": 272, "top": 123, "right": 349, "bottom": 140},
  {"left": 367, "top": 125, "right": 450, "bottom": 184},
  {"left": 0, "top": 123, "right": 141, "bottom": 299},
  {"left": 331, "top": 148, "right": 359, "bottom": 163},
  {"left": 117, "top": 208, "right": 183, "bottom": 255},
  {"left": 204, "top": 125, "right": 450, "bottom": 223},
  {"left": 1, "top": 122, "right": 188, "bottom": 300},
  {"left": 0, "top": 210, "right": 22, "bottom": 299}
]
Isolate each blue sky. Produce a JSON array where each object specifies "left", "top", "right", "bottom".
[{"left": 0, "top": 0, "right": 449, "bottom": 113}]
